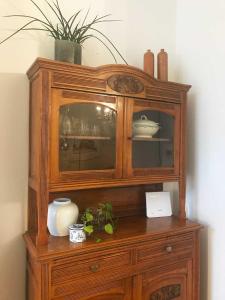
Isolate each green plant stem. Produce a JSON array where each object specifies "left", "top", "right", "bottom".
[
  {"left": 91, "top": 28, "right": 128, "bottom": 64},
  {"left": 0, "top": 20, "right": 36, "bottom": 45}
]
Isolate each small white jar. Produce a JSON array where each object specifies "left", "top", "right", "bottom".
[
  {"left": 47, "top": 198, "right": 79, "bottom": 236},
  {"left": 69, "top": 224, "right": 86, "bottom": 243}
]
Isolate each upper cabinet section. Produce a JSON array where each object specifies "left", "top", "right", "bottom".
[{"left": 27, "top": 58, "right": 191, "bottom": 191}]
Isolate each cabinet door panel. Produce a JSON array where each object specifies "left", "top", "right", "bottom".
[
  {"left": 50, "top": 89, "right": 123, "bottom": 183},
  {"left": 141, "top": 260, "right": 192, "bottom": 300},
  {"left": 124, "top": 98, "right": 180, "bottom": 178}
]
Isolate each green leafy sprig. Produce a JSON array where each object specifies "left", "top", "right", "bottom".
[{"left": 81, "top": 202, "right": 117, "bottom": 242}]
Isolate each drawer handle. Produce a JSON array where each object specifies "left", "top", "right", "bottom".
[
  {"left": 165, "top": 245, "right": 173, "bottom": 253},
  {"left": 89, "top": 264, "right": 100, "bottom": 273}
]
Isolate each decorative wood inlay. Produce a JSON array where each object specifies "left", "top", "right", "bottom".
[
  {"left": 146, "top": 87, "right": 181, "bottom": 102},
  {"left": 107, "top": 75, "right": 144, "bottom": 94},
  {"left": 62, "top": 90, "right": 115, "bottom": 104},
  {"left": 52, "top": 72, "right": 106, "bottom": 91},
  {"left": 150, "top": 284, "right": 181, "bottom": 300},
  {"left": 54, "top": 280, "right": 126, "bottom": 300},
  {"left": 133, "top": 99, "right": 175, "bottom": 110}
]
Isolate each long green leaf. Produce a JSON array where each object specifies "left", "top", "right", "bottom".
[
  {"left": 90, "top": 35, "right": 117, "bottom": 63},
  {"left": 52, "top": 0, "right": 68, "bottom": 38},
  {"left": 91, "top": 28, "right": 128, "bottom": 64},
  {"left": 81, "top": 8, "right": 90, "bottom": 28},
  {"left": 4, "top": 14, "right": 59, "bottom": 37},
  {"left": 76, "top": 15, "right": 99, "bottom": 41},
  {"left": 66, "top": 10, "right": 82, "bottom": 39},
  {"left": 0, "top": 19, "right": 36, "bottom": 45},
  {"left": 29, "top": 0, "right": 52, "bottom": 26},
  {"left": 44, "top": 0, "right": 62, "bottom": 24}
]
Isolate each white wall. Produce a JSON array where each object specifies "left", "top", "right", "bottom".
[
  {"left": 0, "top": 1, "right": 177, "bottom": 299},
  {"left": 176, "top": 1, "right": 225, "bottom": 299},
  {"left": 0, "top": 74, "right": 28, "bottom": 300}
]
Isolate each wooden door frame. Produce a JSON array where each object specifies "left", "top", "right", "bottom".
[
  {"left": 123, "top": 98, "right": 181, "bottom": 179},
  {"left": 49, "top": 88, "right": 124, "bottom": 184}
]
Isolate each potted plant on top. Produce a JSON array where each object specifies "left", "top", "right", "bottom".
[{"left": 0, "top": 0, "right": 127, "bottom": 65}]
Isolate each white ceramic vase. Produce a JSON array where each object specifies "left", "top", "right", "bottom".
[{"left": 47, "top": 198, "right": 79, "bottom": 236}]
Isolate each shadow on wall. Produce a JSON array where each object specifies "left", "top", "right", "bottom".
[
  {"left": 0, "top": 74, "right": 29, "bottom": 300},
  {"left": 200, "top": 227, "right": 209, "bottom": 300},
  {"left": 186, "top": 90, "right": 209, "bottom": 300}
]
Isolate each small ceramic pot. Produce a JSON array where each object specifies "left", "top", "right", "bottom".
[
  {"left": 47, "top": 198, "right": 79, "bottom": 236},
  {"left": 133, "top": 115, "right": 159, "bottom": 138},
  {"left": 55, "top": 39, "right": 82, "bottom": 64},
  {"left": 69, "top": 224, "right": 86, "bottom": 243}
]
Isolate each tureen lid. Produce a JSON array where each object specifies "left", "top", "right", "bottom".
[{"left": 134, "top": 115, "right": 159, "bottom": 126}]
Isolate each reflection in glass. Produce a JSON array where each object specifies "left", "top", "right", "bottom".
[
  {"left": 59, "top": 103, "right": 116, "bottom": 171},
  {"left": 132, "top": 110, "right": 174, "bottom": 168}
]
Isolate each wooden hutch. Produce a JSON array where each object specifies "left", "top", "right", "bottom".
[{"left": 24, "top": 58, "right": 201, "bottom": 300}]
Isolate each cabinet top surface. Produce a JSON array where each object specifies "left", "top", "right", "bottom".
[
  {"left": 24, "top": 216, "right": 201, "bottom": 261},
  {"left": 27, "top": 57, "right": 191, "bottom": 93}
]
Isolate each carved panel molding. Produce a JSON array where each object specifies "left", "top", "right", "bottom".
[
  {"left": 107, "top": 75, "right": 144, "bottom": 94},
  {"left": 150, "top": 284, "right": 181, "bottom": 300}
]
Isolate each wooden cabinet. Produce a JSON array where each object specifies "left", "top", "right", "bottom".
[{"left": 25, "top": 58, "right": 201, "bottom": 300}]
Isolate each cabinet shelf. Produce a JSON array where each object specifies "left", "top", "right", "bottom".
[
  {"left": 132, "top": 137, "right": 170, "bottom": 142},
  {"left": 60, "top": 135, "right": 112, "bottom": 140}
]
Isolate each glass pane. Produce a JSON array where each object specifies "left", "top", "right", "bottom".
[
  {"left": 59, "top": 103, "right": 116, "bottom": 171},
  {"left": 132, "top": 110, "right": 174, "bottom": 168}
]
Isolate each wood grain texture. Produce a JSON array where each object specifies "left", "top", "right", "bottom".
[{"left": 49, "top": 184, "right": 162, "bottom": 218}]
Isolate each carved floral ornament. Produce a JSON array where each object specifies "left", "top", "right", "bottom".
[
  {"left": 150, "top": 284, "right": 181, "bottom": 300},
  {"left": 107, "top": 74, "right": 144, "bottom": 94}
]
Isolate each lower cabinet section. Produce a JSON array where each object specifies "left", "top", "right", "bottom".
[{"left": 25, "top": 226, "right": 200, "bottom": 300}]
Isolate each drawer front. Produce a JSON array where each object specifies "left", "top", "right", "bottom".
[
  {"left": 51, "top": 250, "right": 131, "bottom": 285},
  {"left": 137, "top": 232, "right": 194, "bottom": 264}
]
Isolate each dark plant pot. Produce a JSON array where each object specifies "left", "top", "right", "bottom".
[{"left": 55, "top": 39, "right": 82, "bottom": 64}]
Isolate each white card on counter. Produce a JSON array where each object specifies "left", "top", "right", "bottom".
[{"left": 146, "top": 191, "right": 172, "bottom": 218}]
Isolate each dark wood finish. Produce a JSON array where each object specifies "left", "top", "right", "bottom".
[{"left": 25, "top": 58, "right": 200, "bottom": 300}]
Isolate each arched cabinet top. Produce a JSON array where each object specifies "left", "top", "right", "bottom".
[{"left": 27, "top": 57, "right": 191, "bottom": 103}]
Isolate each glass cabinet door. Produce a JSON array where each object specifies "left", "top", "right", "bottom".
[
  {"left": 124, "top": 99, "right": 180, "bottom": 178},
  {"left": 50, "top": 89, "right": 123, "bottom": 183}
]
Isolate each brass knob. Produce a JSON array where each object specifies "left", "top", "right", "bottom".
[
  {"left": 89, "top": 264, "right": 100, "bottom": 273},
  {"left": 166, "top": 245, "right": 173, "bottom": 253}
]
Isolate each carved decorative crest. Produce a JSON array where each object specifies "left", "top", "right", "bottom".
[
  {"left": 150, "top": 284, "right": 181, "bottom": 300},
  {"left": 107, "top": 75, "right": 144, "bottom": 94}
]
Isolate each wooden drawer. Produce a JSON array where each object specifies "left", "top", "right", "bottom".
[
  {"left": 137, "top": 232, "right": 194, "bottom": 264},
  {"left": 51, "top": 250, "right": 132, "bottom": 285}
]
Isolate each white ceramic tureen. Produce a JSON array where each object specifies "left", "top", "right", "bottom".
[{"left": 133, "top": 115, "right": 160, "bottom": 138}]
